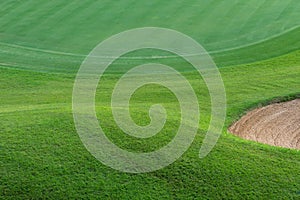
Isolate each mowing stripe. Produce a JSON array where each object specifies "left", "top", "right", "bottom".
[
  {"left": 0, "top": 103, "right": 70, "bottom": 114},
  {"left": 0, "top": 25, "right": 300, "bottom": 59}
]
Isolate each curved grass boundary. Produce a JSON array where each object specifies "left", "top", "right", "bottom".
[
  {"left": 227, "top": 93, "right": 300, "bottom": 148},
  {"left": 231, "top": 93, "right": 300, "bottom": 123},
  {"left": 1, "top": 26, "right": 300, "bottom": 74}
]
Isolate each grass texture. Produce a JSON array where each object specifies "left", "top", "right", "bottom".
[{"left": 0, "top": 0, "right": 300, "bottom": 199}]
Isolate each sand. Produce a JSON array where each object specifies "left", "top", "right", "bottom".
[{"left": 229, "top": 99, "right": 300, "bottom": 150}]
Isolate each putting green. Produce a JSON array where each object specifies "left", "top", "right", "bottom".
[{"left": 0, "top": 0, "right": 300, "bottom": 73}]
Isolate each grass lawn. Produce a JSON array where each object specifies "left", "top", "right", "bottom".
[{"left": 0, "top": 0, "right": 299, "bottom": 199}]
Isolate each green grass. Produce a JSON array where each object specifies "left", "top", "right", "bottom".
[
  {"left": 0, "top": 0, "right": 300, "bottom": 73},
  {"left": 0, "top": 0, "right": 300, "bottom": 199},
  {"left": 1, "top": 51, "right": 299, "bottom": 199}
]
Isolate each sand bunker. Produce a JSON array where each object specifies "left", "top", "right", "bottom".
[{"left": 229, "top": 99, "right": 300, "bottom": 150}]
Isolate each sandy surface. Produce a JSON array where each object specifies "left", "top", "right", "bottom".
[{"left": 229, "top": 99, "right": 300, "bottom": 150}]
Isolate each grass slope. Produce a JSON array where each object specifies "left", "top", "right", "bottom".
[
  {"left": 1, "top": 50, "right": 300, "bottom": 199},
  {"left": 0, "top": 0, "right": 300, "bottom": 199}
]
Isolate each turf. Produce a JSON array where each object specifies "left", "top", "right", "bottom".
[
  {"left": 0, "top": 0, "right": 300, "bottom": 73},
  {"left": 1, "top": 51, "right": 299, "bottom": 199},
  {"left": 0, "top": 0, "right": 300, "bottom": 199}
]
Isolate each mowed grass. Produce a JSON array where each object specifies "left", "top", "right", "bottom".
[
  {"left": 1, "top": 50, "right": 300, "bottom": 199},
  {"left": 0, "top": 0, "right": 300, "bottom": 199},
  {"left": 0, "top": 0, "right": 300, "bottom": 73},
  {"left": 1, "top": 0, "right": 299, "bottom": 51}
]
